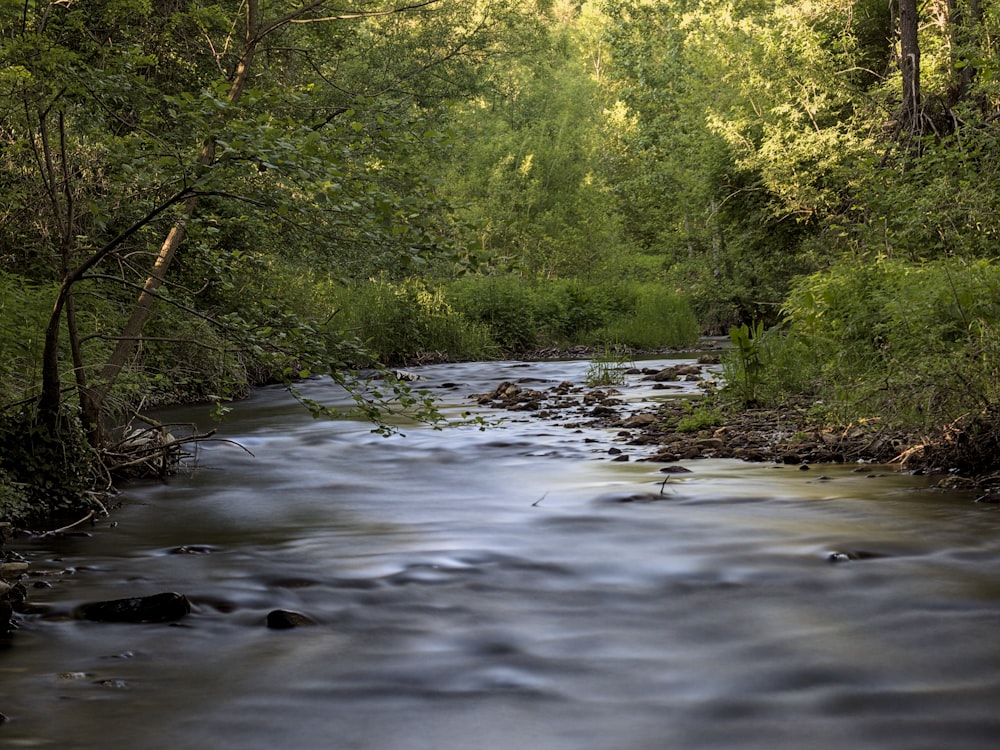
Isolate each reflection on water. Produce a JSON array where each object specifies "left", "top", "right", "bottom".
[{"left": 3, "top": 358, "right": 1000, "bottom": 750}]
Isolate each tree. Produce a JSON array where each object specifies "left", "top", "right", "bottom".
[
  {"left": 899, "top": 0, "right": 922, "bottom": 134},
  {"left": 1, "top": 0, "right": 528, "bottom": 446},
  {"left": 438, "top": 0, "right": 632, "bottom": 279}
]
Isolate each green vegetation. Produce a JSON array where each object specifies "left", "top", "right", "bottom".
[
  {"left": 584, "top": 344, "right": 633, "bottom": 387},
  {"left": 4, "top": 0, "right": 1000, "bottom": 521},
  {"left": 722, "top": 259, "right": 1000, "bottom": 470},
  {"left": 676, "top": 403, "right": 724, "bottom": 434}
]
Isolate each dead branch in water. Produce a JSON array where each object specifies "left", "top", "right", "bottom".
[{"left": 100, "top": 410, "right": 254, "bottom": 480}]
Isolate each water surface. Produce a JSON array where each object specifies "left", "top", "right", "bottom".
[{"left": 3, "top": 358, "right": 999, "bottom": 749}]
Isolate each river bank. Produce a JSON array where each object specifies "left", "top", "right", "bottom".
[{"left": 467, "top": 353, "right": 1000, "bottom": 501}]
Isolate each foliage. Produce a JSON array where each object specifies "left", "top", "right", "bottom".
[
  {"left": 0, "top": 471, "right": 31, "bottom": 527},
  {"left": 0, "top": 405, "right": 96, "bottom": 524},
  {"left": 323, "top": 279, "right": 495, "bottom": 366},
  {"left": 588, "top": 284, "right": 700, "bottom": 349},
  {"left": 842, "top": 126, "right": 1000, "bottom": 262},
  {"left": 748, "top": 259, "right": 1000, "bottom": 445},
  {"left": 723, "top": 322, "right": 769, "bottom": 407},
  {"left": 445, "top": 276, "right": 540, "bottom": 351},
  {"left": 584, "top": 343, "right": 632, "bottom": 387},
  {"left": 0, "top": 274, "right": 57, "bottom": 403},
  {"left": 438, "top": 1, "right": 642, "bottom": 279},
  {"left": 599, "top": 0, "right": 847, "bottom": 327},
  {"left": 446, "top": 276, "right": 700, "bottom": 352},
  {"left": 0, "top": 0, "right": 535, "bottom": 438}
]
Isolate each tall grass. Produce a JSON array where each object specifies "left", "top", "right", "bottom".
[
  {"left": 0, "top": 273, "right": 57, "bottom": 403},
  {"left": 588, "top": 283, "right": 701, "bottom": 349}
]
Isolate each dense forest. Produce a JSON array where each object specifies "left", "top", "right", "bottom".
[{"left": 2, "top": 0, "right": 999, "bottom": 522}]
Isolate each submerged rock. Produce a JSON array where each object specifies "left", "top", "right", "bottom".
[
  {"left": 826, "top": 550, "right": 888, "bottom": 564},
  {"left": 75, "top": 592, "right": 191, "bottom": 623},
  {"left": 266, "top": 609, "right": 318, "bottom": 629}
]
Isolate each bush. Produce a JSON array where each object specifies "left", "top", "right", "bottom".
[
  {"left": 0, "top": 406, "right": 95, "bottom": 525},
  {"left": 0, "top": 273, "right": 58, "bottom": 403},
  {"left": 591, "top": 284, "right": 701, "bottom": 349},
  {"left": 446, "top": 276, "right": 539, "bottom": 351},
  {"left": 741, "top": 258, "right": 1000, "bottom": 449},
  {"left": 446, "top": 276, "right": 701, "bottom": 353},
  {"left": 325, "top": 279, "right": 495, "bottom": 365}
]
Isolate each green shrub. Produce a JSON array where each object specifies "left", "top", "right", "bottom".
[
  {"left": 0, "top": 273, "right": 58, "bottom": 403},
  {"left": 543, "top": 282, "right": 607, "bottom": 341},
  {"left": 677, "top": 403, "right": 724, "bottom": 433},
  {"left": 750, "top": 258, "right": 1000, "bottom": 437},
  {"left": 446, "top": 276, "right": 701, "bottom": 352},
  {"left": 446, "top": 275, "right": 538, "bottom": 352},
  {"left": 0, "top": 406, "right": 95, "bottom": 525},
  {"left": 325, "top": 279, "right": 494, "bottom": 365},
  {"left": 0, "top": 469, "right": 32, "bottom": 526}
]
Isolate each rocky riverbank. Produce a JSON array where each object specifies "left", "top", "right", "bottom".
[{"left": 470, "top": 359, "right": 1000, "bottom": 499}]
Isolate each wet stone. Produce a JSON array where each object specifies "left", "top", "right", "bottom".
[
  {"left": 266, "top": 609, "right": 318, "bottom": 629},
  {"left": 75, "top": 592, "right": 191, "bottom": 623},
  {"left": 826, "top": 550, "right": 888, "bottom": 563},
  {"left": 95, "top": 678, "right": 129, "bottom": 689},
  {"left": 168, "top": 545, "right": 217, "bottom": 555},
  {"left": 621, "top": 414, "right": 657, "bottom": 428},
  {"left": 0, "top": 562, "right": 29, "bottom": 580}
]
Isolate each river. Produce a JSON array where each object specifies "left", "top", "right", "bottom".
[{"left": 2, "top": 357, "right": 1000, "bottom": 749}]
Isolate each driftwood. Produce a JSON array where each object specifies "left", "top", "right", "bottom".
[{"left": 99, "top": 412, "right": 253, "bottom": 480}]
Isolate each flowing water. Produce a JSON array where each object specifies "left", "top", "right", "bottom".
[{"left": 3, "top": 358, "right": 1000, "bottom": 750}]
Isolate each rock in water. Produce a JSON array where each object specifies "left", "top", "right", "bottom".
[
  {"left": 1, "top": 581, "right": 26, "bottom": 637},
  {"left": 266, "top": 609, "right": 318, "bottom": 629},
  {"left": 0, "top": 600, "right": 12, "bottom": 637},
  {"left": 75, "top": 592, "right": 191, "bottom": 623}
]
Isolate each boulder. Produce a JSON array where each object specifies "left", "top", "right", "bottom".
[{"left": 0, "top": 562, "right": 28, "bottom": 580}]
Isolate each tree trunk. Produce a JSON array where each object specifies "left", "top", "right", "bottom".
[{"left": 899, "top": 0, "right": 922, "bottom": 135}]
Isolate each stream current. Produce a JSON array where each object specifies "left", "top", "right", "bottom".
[{"left": 2, "top": 357, "right": 1000, "bottom": 750}]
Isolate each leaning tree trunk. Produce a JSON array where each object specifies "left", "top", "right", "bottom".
[{"left": 78, "top": 1, "right": 261, "bottom": 444}]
